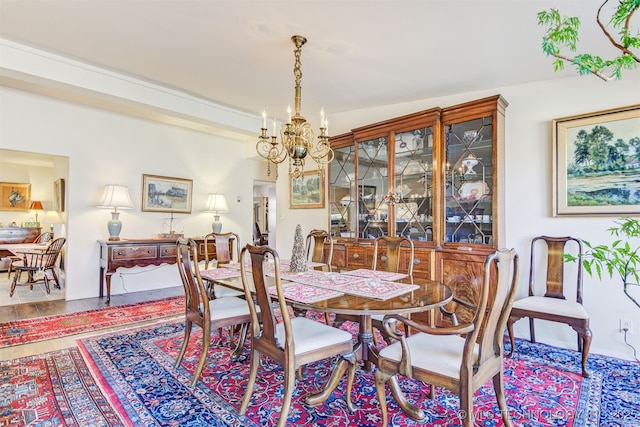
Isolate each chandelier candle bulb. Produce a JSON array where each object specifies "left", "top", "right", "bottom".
[
  {"left": 262, "top": 110, "right": 267, "bottom": 128},
  {"left": 272, "top": 118, "right": 277, "bottom": 136}
]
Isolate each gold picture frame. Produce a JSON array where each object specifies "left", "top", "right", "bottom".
[
  {"left": 289, "top": 170, "right": 325, "bottom": 209},
  {"left": 54, "top": 178, "right": 65, "bottom": 212},
  {"left": 553, "top": 104, "right": 640, "bottom": 216},
  {"left": 142, "top": 174, "right": 193, "bottom": 213},
  {"left": 0, "top": 182, "right": 30, "bottom": 211}
]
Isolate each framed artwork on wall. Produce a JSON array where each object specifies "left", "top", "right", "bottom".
[
  {"left": 54, "top": 178, "right": 65, "bottom": 212},
  {"left": 289, "top": 170, "right": 324, "bottom": 209},
  {"left": 553, "top": 104, "right": 640, "bottom": 216},
  {"left": 0, "top": 182, "right": 30, "bottom": 211},
  {"left": 141, "top": 174, "right": 193, "bottom": 213}
]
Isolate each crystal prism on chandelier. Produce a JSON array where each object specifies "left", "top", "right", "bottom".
[{"left": 256, "top": 35, "right": 334, "bottom": 179}]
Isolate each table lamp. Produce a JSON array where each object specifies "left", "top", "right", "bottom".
[
  {"left": 29, "top": 200, "right": 44, "bottom": 226},
  {"left": 205, "top": 193, "right": 229, "bottom": 233},
  {"left": 97, "top": 184, "right": 133, "bottom": 240},
  {"left": 41, "top": 210, "right": 62, "bottom": 235}
]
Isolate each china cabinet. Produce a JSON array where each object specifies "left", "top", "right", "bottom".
[{"left": 327, "top": 95, "right": 508, "bottom": 320}]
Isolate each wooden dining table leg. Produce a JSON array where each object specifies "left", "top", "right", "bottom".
[
  {"left": 305, "top": 348, "right": 358, "bottom": 412},
  {"left": 358, "top": 314, "right": 375, "bottom": 371}
]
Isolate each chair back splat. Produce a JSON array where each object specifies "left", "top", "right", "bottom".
[
  {"left": 374, "top": 248, "right": 519, "bottom": 427},
  {"left": 239, "top": 244, "right": 357, "bottom": 427},
  {"left": 305, "top": 229, "right": 333, "bottom": 271}
]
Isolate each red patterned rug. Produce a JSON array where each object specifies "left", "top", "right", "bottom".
[
  {"left": 0, "top": 347, "right": 123, "bottom": 426},
  {"left": 0, "top": 296, "right": 184, "bottom": 348},
  {"left": 76, "top": 318, "right": 637, "bottom": 427}
]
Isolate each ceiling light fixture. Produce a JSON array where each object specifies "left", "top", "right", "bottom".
[{"left": 256, "top": 35, "right": 334, "bottom": 179}]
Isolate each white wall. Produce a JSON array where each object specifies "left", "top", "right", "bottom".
[
  {"left": 0, "top": 87, "right": 265, "bottom": 300},
  {"left": 328, "top": 73, "right": 640, "bottom": 361}
]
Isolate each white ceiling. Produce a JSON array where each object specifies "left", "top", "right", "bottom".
[{"left": 0, "top": 0, "right": 618, "bottom": 121}]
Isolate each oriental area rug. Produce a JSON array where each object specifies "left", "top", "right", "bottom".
[
  {"left": 0, "top": 296, "right": 184, "bottom": 348},
  {"left": 0, "top": 347, "right": 124, "bottom": 426},
  {"left": 74, "top": 319, "right": 640, "bottom": 427}
]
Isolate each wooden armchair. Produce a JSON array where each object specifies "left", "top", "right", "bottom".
[
  {"left": 10, "top": 236, "right": 65, "bottom": 296},
  {"left": 7, "top": 231, "right": 52, "bottom": 279},
  {"left": 174, "top": 238, "right": 251, "bottom": 387},
  {"left": 374, "top": 248, "right": 519, "bottom": 427},
  {"left": 238, "top": 244, "right": 357, "bottom": 427},
  {"left": 506, "top": 235, "right": 592, "bottom": 377},
  {"left": 305, "top": 228, "right": 333, "bottom": 271}
]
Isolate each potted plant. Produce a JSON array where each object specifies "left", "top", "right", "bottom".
[{"left": 564, "top": 217, "right": 640, "bottom": 309}]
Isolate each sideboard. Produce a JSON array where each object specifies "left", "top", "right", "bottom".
[
  {"left": 0, "top": 227, "right": 42, "bottom": 259},
  {"left": 98, "top": 237, "right": 211, "bottom": 304}
]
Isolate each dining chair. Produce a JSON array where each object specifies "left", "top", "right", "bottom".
[
  {"left": 10, "top": 236, "right": 65, "bottom": 296},
  {"left": 374, "top": 248, "right": 519, "bottom": 427},
  {"left": 253, "top": 222, "right": 268, "bottom": 245},
  {"left": 203, "top": 232, "right": 244, "bottom": 298},
  {"left": 238, "top": 244, "right": 357, "bottom": 427},
  {"left": 174, "top": 238, "right": 251, "bottom": 387},
  {"left": 305, "top": 229, "right": 333, "bottom": 271},
  {"left": 7, "top": 231, "right": 52, "bottom": 279},
  {"left": 506, "top": 235, "right": 592, "bottom": 377},
  {"left": 335, "top": 235, "right": 415, "bottom": 344}
]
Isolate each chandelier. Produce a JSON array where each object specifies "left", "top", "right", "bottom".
[{"left": 256, "top": 35, "right": 334, "bottom": 178}]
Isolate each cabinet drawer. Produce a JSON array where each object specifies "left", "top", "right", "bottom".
[
  {"left": 346, "top": 245, "right": 369, "bottom": 268},
  {"left": 159, "top": 244, "right": 177, "bottom": 259},
  {"left": 111, "top": 245, "right": 158, "bottom": 260}
]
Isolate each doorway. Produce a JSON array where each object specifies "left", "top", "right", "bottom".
[
  {"left": 0, "top": 148, "right": 68, "bottom": 306},
  {"left": 253, "top": 181, "right": 276, "bottom": 247}
]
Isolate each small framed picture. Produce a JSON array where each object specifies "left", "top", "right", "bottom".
[
  {"left": 289, "top": 170, "right": 325, "bottom": 209},
  {"left": 142, "top": 174, "right": 193, "bottom": 213},
  {"left": 553, "top": 104, "right": 640, "bottom": 216},
  {"left": 54, "top": 178, "right": 65, "bottom": 212},
  {"left": 0, "top": 182, "right": 30, "bottom": 211}
]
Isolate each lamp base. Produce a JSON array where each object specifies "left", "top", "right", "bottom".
[
  {"left": 212, "top": 215, "right": 222, "bottom": 233},
  {"left": 107, "top": 211, "right": 123, "bottom": 240}
]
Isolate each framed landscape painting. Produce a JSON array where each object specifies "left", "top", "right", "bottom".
[
  {"left": 553, "top": 105, "right": 640, "bottom": 216},
  {"left": 142, "top": 174, "right": 193, "bottom": 213},
  {"left": 290, "top": 170, "right": 324, "bottom": 209}
]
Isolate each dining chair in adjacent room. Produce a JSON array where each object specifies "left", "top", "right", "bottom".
[
  {"left": 253, "top": 222, "right": 268, "bottom": 245},
  {"left": 174, "top": 238, "right": 252, "bottom": 387},
  {"left": 239, "top": 244, "right": 357, "bottom": 427},
  {"left": 7, "top": 231, "right": 53, "bottom": 279},
  {"left": 374, "top": 248, "right": 519, "bottom": 427},
  {"left": 305, "top": 229, "right": 333, "bottom": 271},
  {"left": 506, "top": 235, "right": 592, "bottom": 377},
  {"left": 10, "top": 236, "right": 65, "bottom": 296}
]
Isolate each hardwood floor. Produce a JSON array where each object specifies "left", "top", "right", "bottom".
[{"left": 1, "top": 282, "right": 184, "bottom": 361}]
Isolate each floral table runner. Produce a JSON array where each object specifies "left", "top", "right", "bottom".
[
  {"left": 341, "top": 269, "right": 408, "bottom": 282},
  {"left": 268, "top": 282, "right": 344, "bottom": 304},
  {"left": 199, "top": 268, "right": 241, "bottom": 281}
]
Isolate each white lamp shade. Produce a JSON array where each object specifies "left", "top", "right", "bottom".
[
  {"left": 97, "top": 185, "right": 133, "bottom": 210},
  {"left": 42, "top": 210, "right": 62, "bottom": 224},
  {"left": 205, "top": 193, "right": 229, "bottom": 213}
]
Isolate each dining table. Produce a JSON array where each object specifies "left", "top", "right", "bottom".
[{"left": 200, "top": 262, "right": 453, "bottom": 420}]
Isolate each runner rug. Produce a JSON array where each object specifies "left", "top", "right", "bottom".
[
  {"left": 76, "top": 319, "right": 639, "bottom": 427},
  {"left": 0, "top": 347, "right": 124, "bottom": 426},
  {"left": 0, "top": 296, "right": 184, "bottom": 348}
]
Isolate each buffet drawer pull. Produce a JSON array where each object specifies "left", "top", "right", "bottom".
[{"left": 352, "top": 253, "right": 359, "bottom": 259}]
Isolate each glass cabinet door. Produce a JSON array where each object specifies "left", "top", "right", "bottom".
[
  {"left": 393, "top": 126, "right": 435, "bottom": 242},
  {"left": 357, "top": 137, "right": 388, "bottom": 239},
  {"left": 444, "top": 116, "right": 493, "bottom": 245},
  {"left": 329, "top": 145, "right": 356, "bottom": 238}
]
